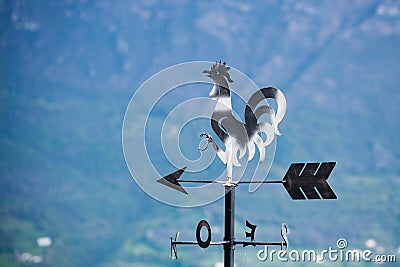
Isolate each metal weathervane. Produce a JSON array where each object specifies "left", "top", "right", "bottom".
[
  {"left": 124, "top": 61, "right": 337, "bottom": 267},
  {"left": 154, "top": 61, "right": 338, "bottom": 266}
]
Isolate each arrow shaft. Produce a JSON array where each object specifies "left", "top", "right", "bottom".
[
  {"left": 173, "top": 240, "right": 285, "bottom": 246},
  {"left": 237, "top": 180, "right": 284, "bottom": 184},
  {"left": 177, "top": 180, "right": 222, "bottom": 183},
  {"left": 177, "top": 180, "right": 284, "bottom": 184}
]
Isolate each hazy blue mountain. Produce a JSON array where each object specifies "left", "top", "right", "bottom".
[{"left": 1, "top": 0, "right": 399, "bottom": 266}]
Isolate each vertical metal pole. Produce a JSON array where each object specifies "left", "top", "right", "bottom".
[{"left": 224, "top": 185, "right": 235, "bottom": 267}]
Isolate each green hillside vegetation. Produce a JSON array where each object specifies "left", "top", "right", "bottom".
[{"left": 1, "top": 1, "right": 399, "bottom": 266}]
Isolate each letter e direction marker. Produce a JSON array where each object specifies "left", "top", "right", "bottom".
[{"left": 244, "top": 220, "right": 257, "bottom": 247}]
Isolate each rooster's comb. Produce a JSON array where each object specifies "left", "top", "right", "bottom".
[{"left": 202, "top": 61, "right": 234, "bottom": 83}]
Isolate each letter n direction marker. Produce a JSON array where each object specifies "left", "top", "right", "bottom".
[{"left": 157, "top": 162, "right": 337, "bottom": 266}]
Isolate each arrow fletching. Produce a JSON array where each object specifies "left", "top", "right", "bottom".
[{"left": 283, "top": 162, "right": 337, "bottom": 200}]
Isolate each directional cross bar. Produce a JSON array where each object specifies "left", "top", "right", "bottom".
[
  {"left": 235, "top": 241, "right": 286, "bottom": 249},
  {"left": 170, "top": 236, "right": 287, "bottom": 259},
  {"left": 170, "top": 217, "right": 289, "bottom": 261}
]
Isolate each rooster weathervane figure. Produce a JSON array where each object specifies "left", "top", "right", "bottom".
[{"left": 200, "top": 61, "right": 287, "bottom": 183}]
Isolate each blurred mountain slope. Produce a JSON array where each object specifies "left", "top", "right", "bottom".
[{"left": 0, "top": 0, "right": 399, "bottom": 266}]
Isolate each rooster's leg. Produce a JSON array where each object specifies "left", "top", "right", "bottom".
[
  {"left": 225, "top": 138, "right": 234, "bottom": 182},
  {"left": 199, "top": 133, "right": 227, "bottom": 164}
]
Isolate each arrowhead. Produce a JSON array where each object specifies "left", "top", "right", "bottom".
[{"left": 157, "top": 167, "right": 188, "bottom": 195}]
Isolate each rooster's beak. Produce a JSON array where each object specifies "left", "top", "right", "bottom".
[{"left": 202, "top": 70, "right": 211, "bottom": 78}]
